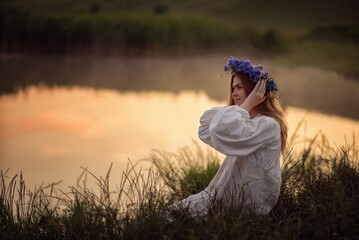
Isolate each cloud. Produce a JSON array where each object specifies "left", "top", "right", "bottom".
[{"left": 0, "top": 112, "right": 91, "bottom": 137}]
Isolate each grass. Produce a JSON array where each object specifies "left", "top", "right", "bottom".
[
  {"left": 1, "top": 131, "right": 358, "bottom": 239},
  {"left": 0, "top": 5, "right": 238, "bottom": 54},
  {"left": 148, "top": 141, "right": 221, "bottom": 202},
  {"left": 6, "top": 0, "right": 358, "bottom": 29},
  {"left": 274, "top": 27, "right": 359, "bottom": 78},
  {"left": 1, "top": 1, "right": 359, "bottom": 77}
]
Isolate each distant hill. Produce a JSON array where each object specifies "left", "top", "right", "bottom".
[
  {"left": 2, "top": 0, "right": 359, "bottom": 77},
  {"left": 7, "top": 0, "right": 359, "bottom": 32}
]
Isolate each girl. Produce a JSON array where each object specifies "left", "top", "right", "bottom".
[{"left": 170, "top": 57, "right": 287, "bottom": 215}]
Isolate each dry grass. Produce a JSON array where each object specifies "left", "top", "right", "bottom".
[{"left": 1, "top": 132, "right": 358, "bottom": 239}]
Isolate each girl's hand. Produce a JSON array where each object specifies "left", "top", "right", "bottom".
[{"left": 240, "top": 80, "right": 266, "bottom": 111}]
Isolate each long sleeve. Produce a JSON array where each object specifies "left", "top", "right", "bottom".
[
  {"left": 179, "top": 105, "right": 282, "bottom": 216},
  {"left": 208, "top": 105, "right": 280, "bottom": 157},
  {"left": 198, "top": 107, "right": 221, "bottom": 147}
]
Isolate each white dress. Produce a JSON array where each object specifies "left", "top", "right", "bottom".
[{"left": 171, "top": 105, "right": 282, "bottom": 215}]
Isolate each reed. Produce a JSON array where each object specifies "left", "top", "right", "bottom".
[
  {"left": 147, "top": 141, "right": 221, "bottom": 202},
  {"left": 0, "top": 133, "right": 358, "bottom": 239},
  {"left": 2, "top": 0, "right": 358, "bottom": 77},
  {"left": 0, "top": 5, "right": 237, "bottom": 54}
]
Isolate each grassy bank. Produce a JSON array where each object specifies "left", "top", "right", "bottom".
[
  {"left": 1, "top": 1, "right": 359, "bottom": 77},
  {"left": 1, "top": 136, "right": 358, "bottom": 239},
  {"left": 0, "top": 7, "right": 234, "bottom": 54}
]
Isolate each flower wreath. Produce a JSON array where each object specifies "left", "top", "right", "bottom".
[{"left": 224, "top": 57, "right": 278, "bottom": 98}]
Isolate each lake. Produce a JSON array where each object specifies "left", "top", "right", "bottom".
[{"left": 1, "top": 54, "right": 358, "bottom": 192}]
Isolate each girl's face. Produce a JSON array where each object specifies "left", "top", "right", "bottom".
[{"left": 232, "top": 75, "right": 248, "bottom": 106}]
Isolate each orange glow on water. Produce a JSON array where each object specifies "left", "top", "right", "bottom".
[{"left": 0, "top": 87, "right": 358, "bottom": 191}]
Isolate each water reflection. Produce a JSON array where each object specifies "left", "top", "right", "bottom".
[
  {"left": 1, "top": 87, "right": 358, "bottom": 191},
  {"left": 1, "top": 55, "right": 359, "bottom": 119}
]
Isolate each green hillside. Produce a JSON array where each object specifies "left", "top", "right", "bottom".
[
  {"left": 7, "top": 0, "right": 358, "bottom": 30},
  {"left": 1, "top": 0, "right": 359, "bottom": 77}
]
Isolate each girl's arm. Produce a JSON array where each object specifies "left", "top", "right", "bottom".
[
  {"left": 208, "top": 105, "right": 280, "bottom": 157},
  {"left": 198, "top": 107, "right": 221, "bottom": 147}
]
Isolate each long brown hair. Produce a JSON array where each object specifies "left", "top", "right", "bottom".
[{"left": 228, "top": 72, "right": 288, "bottom": 153}]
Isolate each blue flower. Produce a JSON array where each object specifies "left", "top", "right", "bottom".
[
  {"left": 228, "top": 58, "right": 235, "bottom": 65},
  {"left": 243, "top": 60, "right": 251, "bottom": 66},
  {"left": 224, "top": 57, "right": 278, "bottom": 97},
  {"left": 244, "top": 66, "right": 251, "bottom": 73},
  {"left": 266, "top": 79, "right": 278, "bottom": 92},
  {"left": 254, "top": 69, "right": 262, "bottom": 81},
  {"left": 264, "top": 72, "right": 269, "bottom": 79}
]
